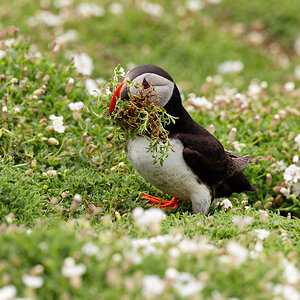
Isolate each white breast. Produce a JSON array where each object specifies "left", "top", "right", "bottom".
[{"left": 126, "top": 136, "right": 212, "bottom": 214}]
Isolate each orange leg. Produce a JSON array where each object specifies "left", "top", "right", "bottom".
[{"left": 141, "top": 193, "right": 179, "bottom": 210}]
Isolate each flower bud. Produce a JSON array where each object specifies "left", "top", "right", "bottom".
[
  {"left": 264, "top": 201, "right": 272, "bottom": 209},
  {"left": 253, "top": 201, "right": 261, "bottom": 209},
  {"left": 266, "top": 173, "right": 272, "bottom": 185},
  {"left": 66, "top": 78, "right": 74, "bottom": 94},
  {"left": 115, "top": 211, "right": 121, "bottom": 220},
  {"left": 72, "top": 110, "right": 82, "bottom": 121},
  {"left": 12, "top": 107, "right": 20, "bottom": 115},
  {"left": 42, "top": 75, "right": 50, "bottom": 82},
  {"left": 45, "top": 125, "right": 54, "bottom": 133},
  {"left": 10, "top": 78, "right": 18, "bottom": 85},
  {"left": 1, "top": 103, "right": 7, "bottom": 120},
  {"left": 292, "top": 155, "right": 299, "bottom": 165},
  {"left": 254, "top": 115, "right": 260, "bottom": 124},
  {"left": 271, "top": 114, "right": 280, "bottom": 127},
  {"left": 66, "top": 138, "right": 73, "bottom": 147},
  {"left": 258, "top": 210, "right": 269, "bottom": 223},
  {"left": 228, "top": 128, "right": 236, "bottom": 143},
  {"left": 31, "top": 159, "right": 37, "bottom": 168},
  {"left": 48, "top": 137, "right": 59, "bottom": 146},
  {"left": 33, "top": 88, "right": 45, "bottom": 96},
  {"left": 88, "top": 204, "right": 96, "bottom": 213},
  {"left": 25, "top": 169, "right": 33, "bottom": 175},
  {"left": 106, "top": 133, "right": 114, "bottom": 141},
  {"left": 71, "top": 194, "right": 82, "bottom": 212},
  {"left": 35, "top": 71, "right": 43, "bottom": 79},
  {"left": 49, "top": 40, "right": 57, "bottom": 50},
  {"left": 209, "top": 124, "right": 215, "bottom": 135},
  {"left": 110, "top": 165, "right": 118, "bottom": 172},
  {"left": 287, "top": 131, "right": 295, "bottom": 141}
]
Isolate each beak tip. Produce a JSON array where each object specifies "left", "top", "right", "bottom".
[{"left": 109, "top": 81, "right": 126, "bottom": 114}]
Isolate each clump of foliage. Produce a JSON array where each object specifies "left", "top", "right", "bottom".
[{"left": 94, "top": 66, "right": 176, "bottom": 165}]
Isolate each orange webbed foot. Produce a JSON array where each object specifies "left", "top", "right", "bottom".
[{"left": 141, "top": 193, "right": 179, "bottom": 210}]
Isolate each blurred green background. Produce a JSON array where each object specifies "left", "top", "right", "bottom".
[{"left": 1, "top": 0, "right": 300, "bottom": 90}]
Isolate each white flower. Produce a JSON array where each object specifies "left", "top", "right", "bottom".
[
  {"left": 284, "top": 81, "right": 295, "bottom": 92},
  {"left": 46, "top": 170, "right": 57, "bottom": 176},
  {"left": 13, "top": 107, "right": 20, "bottom": 113},
  {"left": 188, "top": 94, "right": 213, "bottom": 110},
  {"left": 178, "top": 281, "right": 204, "bottom": 298},
  {"left": 292, "top": 182, "right": 300, "bottom": 197},
  {"left": 2, "top": 104, "right": 7, "bottom": 113},
  {"left": 295, "top": 65, "right": 300, "bottom": 80},
  {"left": 49, "top": 115, "right": 65, "bottom": 133},
  {"left": 232, "top": 141, "right": 246, "bottom": 152},
  {"left": 73, "top": 194, "right": 82, "bottom": 203},
  {"left": 282, "top": 258, "right": 300, "bottom": 285},
  {"left": 132, "top": 207, "right": 165, "bottom": 228},
  {"left": 178, "top": 238, "right": 200, "bottom": 253},
  {"left": 0, "top": 49, "right": 6, "bottom": 59},
  {"left": 254, "top": 229, "right": 270, "bottom": 240},
  {"left": 226, "top": 241, "right": 248, "bottom": 266},
  {"left": 114, "top": 66, "right": 125, "bottom": 77},
  {"left": 109, "top": 3, "right": 123, "bottom": 15},
  {"left": 295, "top": 134, "right": 300, "bottom": 151},
  {"left": 2, "top": 39, "right": 16, "bottom": 47},
  {"left": 54, "top": 0, "right": 73, "bottom": 8},
  {"left": 68, "top": 101, "right": 85, "bottom": 111},
  {"left": 85, "top": 78, "right": 100, "bottom": 96},
  {"left": 0, "top": 285, "right": 17, "bottom": 300},
  {"left": 272, "top": 160, "right": 287, "bottom": 172},
  {"left": 165, "top": 268, "right": 204, "bottom": 297},
  {"left": 284, "top": 164, "right": 300, "bottom": 183},
  {"left": 29, "top": 11, "right": 65, "bottom": 27},
  {"left": 73, "top": 53, "right": 94, "bottom": 75},
  {"left": 258, "top": 210, "right": 269, "bottom": 223},
  {"left": 221, "top": 198, "right": 232, "bottom": 209},
  {"left": 141, "top": 275, "right": 164, "bottom": 298},
  {"left": 165, "top": 267, "right": 179, "bottom": 279},
  {"left": 186, "top": 0, "right": 204, "bottom": 11},
  {"left": 22, "top": 274, "right": 44, "bottom": 288},
  {"left": 217, "top": 60, "right": 244, "bottom": 74},
  {"left": 56, "top": 29, "right": 78, "bottom": 45},
  {"left": 62, "top": 257, "right": 86, "bottom": 278},
  {"left": 132, "top": 207, "right": 144, "bottom": 220},
  {"left": 280, "top": 186, "right": 291, "bottom": 198},
  {"left": 81, "top": 242, "right": 100, "bottom": 256},
  {"left": 248, "top": 81, "right": 262, "bottom": 95},
  {"left": 168, "top": 247, "right": 180, "bottom": 258},
  {"left": 232, "top": 215, "right": 254, "bottom": 229},
  {"left": 294, "top": 35, "right": 300, "bottom": 56},
  {"left": 76, "top": 3, "right": 105, "bottom": 17},
  {"left": 140, "top": 1, "right": 164, "bottom": 18},
  {"left": 273, "top": 284, "right": 300, "bottom": 300}
]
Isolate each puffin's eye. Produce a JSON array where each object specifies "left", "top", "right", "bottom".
[{"left": 142, "top": 78, "right": 150, "bottom": 89}]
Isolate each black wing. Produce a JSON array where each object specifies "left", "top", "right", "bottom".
[{"left": 175, "top": 133, "right": 250, "bottom": 185}]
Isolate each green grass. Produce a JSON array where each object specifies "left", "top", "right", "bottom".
[{"left": 0, "top": 0, "right": 300, "bottom": 298}]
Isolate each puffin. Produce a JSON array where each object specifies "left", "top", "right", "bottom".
[{"left": 109, "top": 64, "right": 257, "bottom": 214}]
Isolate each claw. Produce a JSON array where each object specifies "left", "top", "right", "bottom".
[{"left": 141, "top": 193, "right": 179, "bottom": 210}]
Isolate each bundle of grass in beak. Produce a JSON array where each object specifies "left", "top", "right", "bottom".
[{"left": 93, "top": 67, "right": 176, "bottom": 165}]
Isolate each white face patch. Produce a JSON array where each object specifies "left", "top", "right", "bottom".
[{"left": 128, "top": 73, "right": 175, "bottom": 107}]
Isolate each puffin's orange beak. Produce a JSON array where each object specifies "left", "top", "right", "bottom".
[{"left": 109, "top": 81, "right": 126, "bottom": 114}]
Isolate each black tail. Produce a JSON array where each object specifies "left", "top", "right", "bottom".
[{"left": 216, "top": 172, "right": 257, "bottom": 198}]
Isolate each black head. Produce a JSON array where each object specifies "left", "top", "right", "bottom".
[
  {"left": 110, "top": 64, "right": 182, "bottom": 111},
  {"left": 109, "top": 64, "right": 203, "bottom": 135}
]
